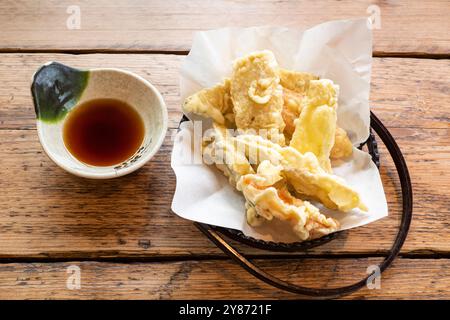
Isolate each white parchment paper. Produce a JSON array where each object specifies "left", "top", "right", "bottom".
[{"left": 171, "top": 19, "right": 388, "bottom": 242}]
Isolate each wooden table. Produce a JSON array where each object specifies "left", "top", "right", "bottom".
[{"left": 0, "top": 0, "right": 449, "bottom": 299}]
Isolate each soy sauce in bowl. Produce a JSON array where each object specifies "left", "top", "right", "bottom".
[{"left": 63, "top": 98, "right": 145, "bottom": 167}]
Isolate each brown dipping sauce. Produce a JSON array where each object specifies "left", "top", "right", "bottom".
[{"left": 63, "top": 98, "right": 145, "bottom": 167}]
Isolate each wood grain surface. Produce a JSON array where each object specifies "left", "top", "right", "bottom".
[
  {"left": 0, "top": 54, "right": 448, "bottom": 259},
  {"left": 0, "top": 127, "right": 449, "bottom": 258},
  {"left": 1, "top": 54, "right": 449, "bottom": 130},
  {"left": 0, "top": 0, "right": 449, "bottom": 56},
  {"left": 0, "top": 0, "right": 449, "bottom": 300},
  {"left": 0, "top": 258, "right": 449, "bottom": 299}
]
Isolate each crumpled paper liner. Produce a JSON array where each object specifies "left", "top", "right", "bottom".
[{"left": 171, "top": 18, "right": 388, "bottom": 243}]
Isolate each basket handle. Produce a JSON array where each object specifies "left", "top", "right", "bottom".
[{"left": 195, "top": 111, "right": 413, "bottom": 299}]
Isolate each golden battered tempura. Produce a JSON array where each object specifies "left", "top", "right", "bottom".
[
  {"left": 289, "top": 79, "right": 338, "bottom": 173},
  {"left": 182, "top": 50, "right": 365, "bottom": 241},
  {"left": 183, "top": 79, "right": 235, "bottom": 127},
  {"left": 230, "top": 51, "right": 285, "bottom": 145}
]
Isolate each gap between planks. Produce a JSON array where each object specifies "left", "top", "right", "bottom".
[
  {"left": 1, "top": 252, "right": 450, "bottom": 264},
  {"left": 0, "top": 49, "right": 449, "bottom": 60},
  {"left": 1, "top": 125, "right": 448, "bottom": 131}
]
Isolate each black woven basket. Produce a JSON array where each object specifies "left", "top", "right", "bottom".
[{"left": 179, "top": 111, "right": 413, "bottom": 299}]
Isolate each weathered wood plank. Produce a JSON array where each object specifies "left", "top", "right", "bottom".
[
  {"left": 0, "top": 53, "right": 449, "bottom": 259},
  {"left": 1, "top": 0, "right": 449, "bottom": 55},
  {"left": 0, "top": 54, "right": 449, "bottom": 130},
  {"left": 1, "top": 0, "right": 447, "bottom": 301},
  {"left": 0, "top": 54, "right": 183, "bottom": 130},
  {"left": 0, "top": 258, "right": 448, "bottom": 299},
  {"left": 0, "top": 125, "right": 448, "bottom": 258}
]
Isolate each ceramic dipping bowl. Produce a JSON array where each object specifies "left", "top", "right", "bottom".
[{"left": 31, "top": 62, "right": 168, "bottom": 179}]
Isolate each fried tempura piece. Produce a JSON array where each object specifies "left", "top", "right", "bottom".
[
  {"left": 279, "top": 68, "right": 319, "bottom": 92},
  {"left": 202, "top": 123, "right": 254, "bottom": 187},
  {"left": 279, "top": 69, "right": 318, "bottom": 140},
  {"left": 237, "top": 161, "right": 339, "bottom": 240},
  {"left": 290, "top": 79, "right": 339, "bottom": 173},
  {"left": 331, "top": 127, "right": 353, "bottom": 159},
  {"left": 279, "top": 69, "right": 316, "bottom": 140},
  {"left": 281, "top": 148, "right": 366, "bottom": 212},
  {"left": 279, "top": 69, "right": 353, "bottom": 157},
  {"left": 233, "top": 134, "right": 366, "bottom": 212},
  {"left": 183, "top": 79, "right": 235, "bottom": 127},
  {"left": 281, "top": 88, "right": 305, "bottom": 140},
  {"left": 231, "top": 51, "right": 285, "bottom": 144}
]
